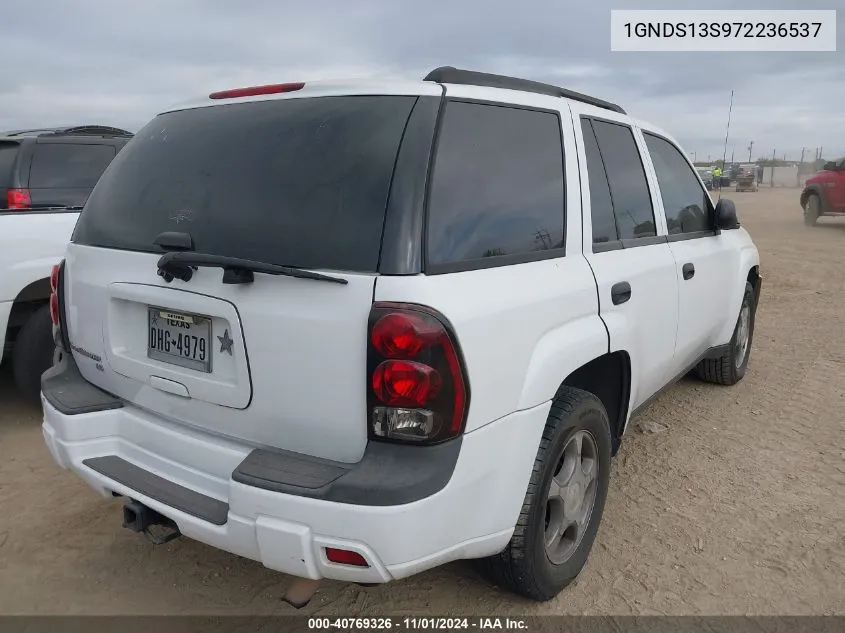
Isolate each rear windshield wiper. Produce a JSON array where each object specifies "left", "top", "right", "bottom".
[{"left": 156, "top": 251, "right": 349, "bottom": 285}]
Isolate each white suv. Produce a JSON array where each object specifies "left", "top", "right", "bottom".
[{"left": 41, "top": 67, "right": 761, "bottom": 602}]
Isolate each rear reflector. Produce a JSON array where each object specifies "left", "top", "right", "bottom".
[
  {"left": 209, "top": 82, "right": 305, "bottom": 100},
  {"left": 325, "top": 548, "right": 369, "bottom": 567},
  {"left": 6, "top": 188, "right": 31, "bottom": 209}
]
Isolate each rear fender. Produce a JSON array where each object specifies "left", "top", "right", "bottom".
[{"left": 517, "top": 315, "right": 612, "bottom": 410}]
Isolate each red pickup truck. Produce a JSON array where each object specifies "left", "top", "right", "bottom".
[{"left": 802, "top": 158, "right": 845, "bottom": 226}]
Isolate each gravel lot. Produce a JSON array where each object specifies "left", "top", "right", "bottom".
[{"left": 1, "top": 187, "right": 843, "bottom": 616}]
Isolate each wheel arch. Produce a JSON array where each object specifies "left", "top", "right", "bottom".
[
  {"left": 800, "top": 184, "right": 828, "bottom": 212},
  {"left": 3, "top": 276, "right": 51, "bottom": 354},
  {"left": 559, "top": 351, "right": 631, "bottom": 456}
]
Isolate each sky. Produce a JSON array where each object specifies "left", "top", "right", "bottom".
[{"left": 2, "top": 0, "right": 843, "bottom": 163}]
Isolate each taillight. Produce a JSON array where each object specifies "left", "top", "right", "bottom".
[
  {"left": 49, "top": 263, "right": 62, "bottom": 327},
  {"left": 6, "top": 188, "right": 31, "bottom": 209},
  {"left": 366, "top": 303, "right": 469, "bottom": 444}
]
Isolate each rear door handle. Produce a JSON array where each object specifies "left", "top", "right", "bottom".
[
  {"left": 611, "top": 281, "right": 632, "bottom": 305},
  {"left": 682, "top": 263, "right": 695, "bottom": 280}
]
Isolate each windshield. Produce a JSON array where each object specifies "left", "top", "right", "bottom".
[{"left": 72, "top": 95, "right": 418, "bottom": 272}]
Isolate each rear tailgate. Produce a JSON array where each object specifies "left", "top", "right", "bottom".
[{"left": 65, "top": 92, "right": 422, "bottom": 464}]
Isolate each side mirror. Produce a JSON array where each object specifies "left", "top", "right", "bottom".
[
  {"left": 823, "top": 161, "right": 837, "bottom": 171},
  {"left": 714, "top": 198, "right": 739, "bottom": 230}
]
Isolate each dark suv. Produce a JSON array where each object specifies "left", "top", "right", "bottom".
[{"left": 0, "top": 125, "right": 132, "bottom": 211}]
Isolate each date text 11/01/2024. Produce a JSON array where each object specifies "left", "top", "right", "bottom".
[{"left": 307, "top": 617, "right": 528, "bottom": 631}]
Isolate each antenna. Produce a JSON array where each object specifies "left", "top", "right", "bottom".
[{"left": 719, "top": 90, "right": 734, "bottom": 200}]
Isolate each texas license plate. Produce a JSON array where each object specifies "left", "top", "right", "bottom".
[{"left": 147, "top": 308, "right": 212, "bottom": 373}]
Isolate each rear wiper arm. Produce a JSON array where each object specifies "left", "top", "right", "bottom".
[{"left": 156, "top": 251, "right": 349, "bottom": 285}]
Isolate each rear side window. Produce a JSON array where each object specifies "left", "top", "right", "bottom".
[
  {"left": 580, "top": 119, "right": 618, "bottom": 245},
  {"left": 0, "top": 142, "right": 19, "bottom": 188},
  {"left": 589, "top": 120, "right": 656, "bottom": 241},
  {"left": 73, "top": 96, "right": 417, "bottom": 272},
  {"left": 426, "top": 101, "right": 565, "bottom": 268},
  {"left": 29, "top": 144, "right": 116, "bottom": 189},
  {"left": 644, "top": 133, "right": 711, "bottom": 234}
]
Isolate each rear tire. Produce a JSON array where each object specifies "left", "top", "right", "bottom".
[
  {"left": 804, "top": 194, "right": 820, "bottom": 226},
  {"left": 12, "top": 305, "right": 55, "bottom": 403},
  {"left": 695, "top": 282, "right": 756, "bottom": 386},
  {"left": 475, "top": 386, "right": 612, "bottom": 601}
]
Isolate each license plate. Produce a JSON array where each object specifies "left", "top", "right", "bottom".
[{"left": 147, "top": 308, "right": 212, "bottom": 373}]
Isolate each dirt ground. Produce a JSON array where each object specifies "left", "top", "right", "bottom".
[{"left": 0, "top": 187, "right": 843, "bottom": 616}]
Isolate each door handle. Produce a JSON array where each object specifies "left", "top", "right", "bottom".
[
  {"left": 611, "top": 281, "right": 632, "bottom": 305},
  {"left": 682, "top": 263, "right": 695, "bottom": 280}
]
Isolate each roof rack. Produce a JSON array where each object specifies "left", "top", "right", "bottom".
[
  {"left": 423, "top": 66, "right": 626, "bottom": 115},
  {"left": 47, "top": 125, "right": 134, "bottom": 138}
]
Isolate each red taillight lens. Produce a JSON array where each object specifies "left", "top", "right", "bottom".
[
  {"left": 325, "top": 548, "right": 369, "bottom": 567},
  {"left": 372, "top": 360, "right": 442, "bottom": 407},
  {"left": 371, "top": 312, "right": 441, "bottom": 358},
  {"left": 6, "top": 188, "right": 31, "bottom": 209},
  {"left": 209, "top": 82, "right": 305, "bottom": 100},
  {"left": 49, "top": 293, "right": 60, "bottom": 326},
  {"left": 366, "top": 305, "right": 469, "bottom": 444},
  {"left": 49, "top": 263, "right": 62, "bottom": 327},
  {"left": 50, "top": 264, "right": 60, "bottom": 293}
]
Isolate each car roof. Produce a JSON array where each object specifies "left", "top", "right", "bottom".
[{"left": 161, "top": 67, "right": 629, "bottom": 120}]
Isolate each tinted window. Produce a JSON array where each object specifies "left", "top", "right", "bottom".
[
  {"left": 644, "top": 133, "right": 711, "bottom": 234},
  {"left": 73, "top": 96, "right": 417, "bottom": 272},
  {"left": 29, "top": 144, "right": 116, "bottom": 188},
  {"left": 426, "top": 101, "right": 564, "bottom": 266},
  {"left": 590, "top": 120, "right": 656, "bottom": 240},
  {"left": 580, "top": 119, "right": 618, "bottom": 245},
  {"left": 0, "top": 143, "right": 20, "bottom": 189}
]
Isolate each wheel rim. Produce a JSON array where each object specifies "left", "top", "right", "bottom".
[
  {"left": 734, "top": 301, "right": 751, "bottom": 369},
  {"left": 544, "top": 430, "right": 599, "bottom": 565}
]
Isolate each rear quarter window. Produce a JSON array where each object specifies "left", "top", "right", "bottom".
[
  {"left": 0, "top": 142, "right": 19, "bottom": 189},
  {"left": 425, "top": 100, "right": 565, "bottom": 270},
  {"left": 73, "top": 96, "right": 418, "bottom": 273},
  {"left": 29, "top": 143, "right": 116, "bottom": 189}
]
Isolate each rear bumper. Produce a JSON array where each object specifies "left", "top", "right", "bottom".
[{"left": 41, "top": 358, "right": 550, "bottom": 583}]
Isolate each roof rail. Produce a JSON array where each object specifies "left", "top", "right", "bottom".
[{"left": 423, "top": 66, "right": 626, "bottom": 115}]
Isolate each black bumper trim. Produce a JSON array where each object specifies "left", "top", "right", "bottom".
[
  {"left": 41, "top": 354, "right": 123, "bottom": 415},
  {"left": 232, "top": 438, "right": 463, "bottom": 506},
  {"left": 83, "top": 455, "right": 229, "bottom": 525}
]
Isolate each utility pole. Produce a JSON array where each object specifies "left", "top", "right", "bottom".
[
  {"left": 800, "top": 147, "right": 805, "bottom": 164},
  {"left": 820, "top": 146, "right": 824, "bottom": 161},
  {"left": 771, "top": 149, "right": 776, "bottom": 187},
  {"left": 730, "top": 148, "right": 735, "bottom": 164},
  {"left": 747, "top": 141, "right": 754, "bottom": 163}
]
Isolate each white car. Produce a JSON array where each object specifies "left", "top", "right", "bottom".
[{"left": 41, "top": 67, "right": 761, "bottom": 602}]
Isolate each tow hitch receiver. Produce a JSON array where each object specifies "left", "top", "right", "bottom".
[{"left": 122, "top": 499, "right": 181, "bottom": 545}]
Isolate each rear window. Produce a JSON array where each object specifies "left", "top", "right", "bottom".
[
  {"left": 73, "top": 96, "right": 418, "bottom": 272},
  {"left": 0, "top": 142, "right": 19, "bottom": 188},
  {"left": 29, "top": 143, "right": 116, "bottom": 188}
]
